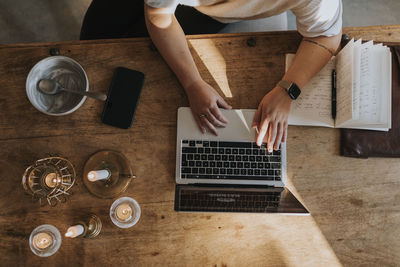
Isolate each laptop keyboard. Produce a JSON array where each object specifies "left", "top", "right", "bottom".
[
  {"left": 180, "top": 140, "right": 282, "bottom": 181},
  {"left": 175, "top": 186, "right": 281, "bottom": 213}
]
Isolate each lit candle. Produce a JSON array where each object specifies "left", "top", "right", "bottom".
[
  {"left": 87, "top": 169, "right": 110, "bottom": 182},
  {"left": 32, "top": 232, "right": 53, "bottom": 249},
  {"left": 116, "top": 203, "right": 132, "bottom": 221},
  {"left": 65, "top": 224, "right": 85, "bottom": 238},
  {"left": 110, "top": 197, "right": 140, "bottom": 228},
  {"left": 44, "top": 172, "right": 58, "bottom": 188}
]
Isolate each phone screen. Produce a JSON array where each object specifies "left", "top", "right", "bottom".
[{"left": 101, "top": 67, "right": 145, "bottom": 129}]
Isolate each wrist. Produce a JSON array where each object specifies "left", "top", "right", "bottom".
[
  {"left": 182, "top": 77, "right": 203, "bottom": 93},
  {"left": 273, "top": 86, "right": 293, "bottom": 104},
  {"left": 276, "top": 84, "right": 292, "bottom": 101},
  {"left": 277, "top": 80, "right": 301, "bottom": 100}
]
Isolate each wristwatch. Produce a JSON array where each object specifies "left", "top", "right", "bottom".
[{"left": 278, "top": 80, "right": 301, "bottom": 100}]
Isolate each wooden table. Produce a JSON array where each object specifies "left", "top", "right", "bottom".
[{"left": 0, "top": 25, "right": 399, "bottom": 267}]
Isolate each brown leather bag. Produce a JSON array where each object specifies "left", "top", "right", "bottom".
[{"left": 341, "top": 46, "right": 400, "bottom": 158}]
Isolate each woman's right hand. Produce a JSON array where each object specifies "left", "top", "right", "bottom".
[{"left": 185, "top": 79, "right": 232, "bottom": 135}]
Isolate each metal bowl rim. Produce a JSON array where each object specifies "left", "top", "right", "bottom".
[{"left": 25, "top": 56, "right": 89, "bottom": 116}]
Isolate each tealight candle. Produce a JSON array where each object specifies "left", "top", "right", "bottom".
[
  {"left": 44, "top": 172, "right": 58, "bottom": 188},
  {"left": 116, "top": 203, "right": 132, "bottom": 221},
  {"left": 29, "top": 224, "right": 61, "bottom": 257},
  {"left": 87, "top": 169, "right": 110, "bottom": 182},
  {"left": 32, "top": 232, "right": 53, "bottom": 249},
  {"left": 110, "top": 197, "right": 141, "bottom": 228},
  {"left": 65, "top": 224, "right": 85, "bottom": 238}
]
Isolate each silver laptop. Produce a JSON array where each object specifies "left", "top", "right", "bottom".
[{"left": 175, "top": 107, "right": 309, "bottom": 214}]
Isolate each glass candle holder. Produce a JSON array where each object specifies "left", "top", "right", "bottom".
[
  {"left": 29, "top": 224, "right": 62, "bottom": 257},
  {"left": 110, "top": 197, "right": 141, "bottom": 228},
  {"left": 83, "top": 150, "right": 135, "bottom": 198}
]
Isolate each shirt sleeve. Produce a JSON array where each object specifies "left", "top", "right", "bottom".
[
  {"left": 144, "top": 0, "right": 178, "bottom": 9},
  {"left": 292, "top": 0, "right": 343, "bottom": 37}
]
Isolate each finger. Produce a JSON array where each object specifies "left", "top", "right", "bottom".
[
  {"left": 192, "top": 113, "right": 206, "bottom": 134},
  {"left": 281, "top": 123, "right": 288, "bottom": 142},
  {"left": 252, "top": 107, "right": 262, "bottom": 129},
  {"left": 206, "top": 109, "right": 227, "bottom": 127},
  {"left": 256, "top": 117, "right": 270, "bottom": 146},
  {"left": 217, "top": 97, "right": 232, "bottom": 110},
  {"left": 267, "top": 122, "right": 277, "bottom": 152},
  {"left": 210, "top": 106, "right": 229, "bottom": 124},
  {"left": 201, "top": 116, "right": 218, "bottom": 136},
  {"left": 274, "top": 123, "right": 284, "bottom": 150}
]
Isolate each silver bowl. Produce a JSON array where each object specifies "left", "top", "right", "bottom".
[{"left": 26, "top": 56, "right": 89, "bottom": 116}]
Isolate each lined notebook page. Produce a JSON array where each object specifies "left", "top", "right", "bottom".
[
  {"left": 359, "top": 41, "right": 378, "bottom": 122},
  {"left": 352, "top": 39, "right": 362, "bottom": 120},
  {"left": 335, "top": 39, "right": 354, "bottom": 127},
  {"left": 336, "top": 40, "right": 391, "bottom": 131},
  {"left": 286, "top": 54, "right": 335, "bottom": 127}
]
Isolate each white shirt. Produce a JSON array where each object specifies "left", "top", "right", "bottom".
[{"left": 144, "top": 0, "right": 342, "bottom": 37}]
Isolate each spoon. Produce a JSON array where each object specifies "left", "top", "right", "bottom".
[{"left": 37, "top": 79, "right": 107, "bottom": 101}]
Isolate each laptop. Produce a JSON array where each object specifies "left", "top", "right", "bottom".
[{"left": 175, "top": 107, "right": 309, "bottom": 214}]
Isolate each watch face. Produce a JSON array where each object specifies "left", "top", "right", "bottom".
[{"left": 288, "top": 83, "right": 301, "bottom": 100}]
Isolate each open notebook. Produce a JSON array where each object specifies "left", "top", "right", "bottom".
[{"left": 287, "top": 39, "right": 392, "bottom": 131}]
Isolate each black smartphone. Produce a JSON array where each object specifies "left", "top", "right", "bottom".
[{"left": 101, "top": 67, "right": 145, "bottom": 129}]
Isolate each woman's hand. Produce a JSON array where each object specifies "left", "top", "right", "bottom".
[
  {"left": 252, "top": 85, "right": 292, "bottom": 152},
  {"left": 185, "top": 79, "right": 232, "bottom": 135}
]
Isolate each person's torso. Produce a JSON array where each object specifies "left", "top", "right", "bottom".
[{"left": 182, "top": 0, "right": 308, "bottom": 23}]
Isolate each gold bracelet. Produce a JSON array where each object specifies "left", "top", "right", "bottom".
[{"left": 302, "top": 39, "right": 335, "bottom": 56}]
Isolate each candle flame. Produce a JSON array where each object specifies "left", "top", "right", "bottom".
[{"left": 87, "top": 172, "right": 96, "bottom": 181}]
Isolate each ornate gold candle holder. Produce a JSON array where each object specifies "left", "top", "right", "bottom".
[
  {"left": 22, "top": 157, "right": 75, "bottom": 206},
  {"left": 83, "top": 150, "right": 135, "bottom": 198},
  {"left": 65, "top": 214, "right": 102, "bottom": 239}
]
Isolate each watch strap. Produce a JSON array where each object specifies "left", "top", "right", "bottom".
[
  {"left": 278, "top": 80, "right": 301, "bottom": 100},
  {"left": 278, "top": 80, "right": 292, "bottom": 92}
]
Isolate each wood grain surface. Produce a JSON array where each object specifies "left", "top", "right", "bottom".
[{"left": 0, "top": 25, "right": 399, "bottom": 267}]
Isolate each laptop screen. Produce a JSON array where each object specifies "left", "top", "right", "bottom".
[{"left": 174, "top": 184, "right": 309, "bottom": 214}]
